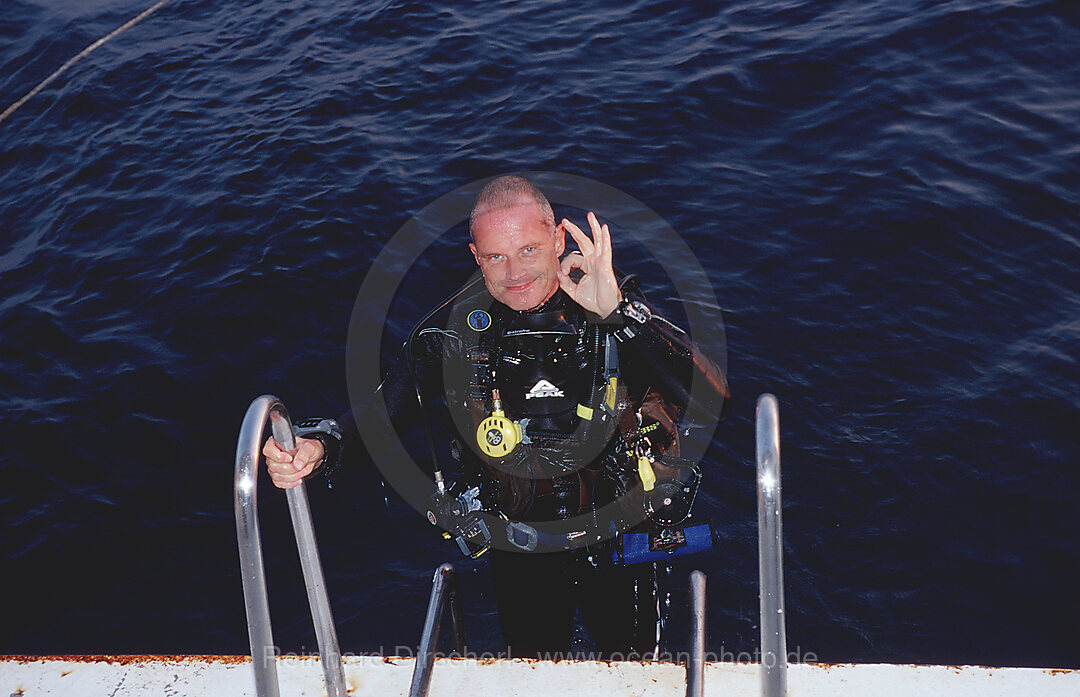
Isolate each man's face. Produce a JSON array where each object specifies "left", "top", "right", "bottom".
[{"left": 469, "top": 197, "right": 565, "bottom": 311}]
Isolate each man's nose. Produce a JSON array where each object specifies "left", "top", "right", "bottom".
[{"left": 505, "top": 255, "right": 520, "bottom": 280}]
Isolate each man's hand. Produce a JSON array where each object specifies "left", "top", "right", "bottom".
[
  {"left": 263, "top": 435, "right": 325, "bottom": 489},
  {"left": 556, "top": 211, "right": 623, "bottom": 318}
]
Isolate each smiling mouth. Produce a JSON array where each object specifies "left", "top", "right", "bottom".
[{"left": 504, "top": 280, "right": 534, "bottom": 292}]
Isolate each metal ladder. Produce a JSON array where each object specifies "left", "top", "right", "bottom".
[
  {"left": 233, "top": 395, "right": 465, "bottom": 697},
  {"left": 233, "top": 392, "right": 789, "bottom": 697},
  {"left": 233, "top": 395, "right": 347, "bottom": 697},
  {"left": 686, "top": 393, "right": 790, "bottom": 697},
  {"left": 408, "top": 564, "right": 709, "bottom": 697}
]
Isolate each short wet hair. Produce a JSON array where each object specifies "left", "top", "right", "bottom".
[{"left": 469, "top": 175, "right": 556, "bottom": 241}]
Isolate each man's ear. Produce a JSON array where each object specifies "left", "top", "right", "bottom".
[
  {"left": 554, "top": 226, "right": 566, "bottom": 256},
  {"left": 469, "top": 242, "right": 480, "bottom": 266}
]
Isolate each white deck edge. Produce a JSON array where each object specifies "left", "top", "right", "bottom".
[{"left": 2, "top": 655, "right": 1077, "bottom": 697}]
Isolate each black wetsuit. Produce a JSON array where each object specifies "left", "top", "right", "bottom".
[{"left": 315, "top": 278, "right": 729, "bottom": 658}]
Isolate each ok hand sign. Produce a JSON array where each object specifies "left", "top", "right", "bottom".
[{"left": 556, "top": 211, "right": 622, "bottom": 318}]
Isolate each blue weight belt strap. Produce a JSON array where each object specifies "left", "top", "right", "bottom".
[{"left": 611, "top": 521, "right": 719, "bottom": 565}]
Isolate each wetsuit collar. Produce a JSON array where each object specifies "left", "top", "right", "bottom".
[
  {"left": 499, "top": 289, "right": 578, "bottom": 336},
  {"left": 512, "top": 287, "right": 569, "bottom": 316}
]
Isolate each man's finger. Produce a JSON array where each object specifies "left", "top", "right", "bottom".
[
  {"left": 269, "top": 472, "right": 304, "bottom": 490},
  {"left": 587, "top": 213, "right": 611, "bottom": 259},
  {"left": 262, "top": 436, "right": 293, "bottom": 463},
  {"left": 561, "top": 218, "right": 595, "bottom": 255},
  {"left": 298, "top": 443, "right": 321, "bottom": 471},
  {"left": 267, "top": 459, "right": 300, "bottom": 477},
  {"left": 264, "top": 434, "right": 287, "bottom": 456},
  {"left": 296, "top": 438, "right": 325, "bottom": 470},
  {"left": 269, "top": 467, "right": 303, "bottom": 481},
  {"left": 586, "top": 211, "right": 603, "bottom": 238},
  {"left": 600, "top": 223, "right": 612, "bottom": 260},
  {"left": 272, "top": 457, "right": 316, "bottom": 478},
  {"left": 296, "top": 440, "right": 317, "bottom": 461},
  {"left": 560, "top": 253, "right": 584, "bottom": 274},
  {"left": 557, "top": 268, "right": 579, "bottom": 299}
]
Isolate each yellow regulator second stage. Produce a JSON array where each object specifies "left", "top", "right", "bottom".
[{"left": 476, "top": 389, "right": 523, "bottom": 458}]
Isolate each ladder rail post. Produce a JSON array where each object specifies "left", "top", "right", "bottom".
[
  {"left": 410, "top": 563, "right": 464, "bottom": 697},
  {"left": 756, "top": 393, "right": 788, "bottom": 697},
  {"left": 447, "top": 567, "right": 467, "bottom": 655},
  {"left": 686, "top": 570, "right": 707, "bottom": 697},
  {"left": 235, "top": 396, "right": 282, "bottom": 697}
]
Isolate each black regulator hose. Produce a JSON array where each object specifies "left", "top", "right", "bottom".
[{"left": 404, "top": 273, "right": 487, "bottom": 493}]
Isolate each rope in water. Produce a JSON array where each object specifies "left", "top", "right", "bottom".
[{"left": 0, "top": 0, "right": 171, "bottom": 126}]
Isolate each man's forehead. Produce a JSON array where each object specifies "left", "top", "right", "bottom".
[
  {"left": 472, "top": 200, "right": 553, "bottom": 243},
  {"left": 473, "top": 196, "right": 545, "bottom": 225}
]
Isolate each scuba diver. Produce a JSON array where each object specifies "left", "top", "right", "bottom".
[{"left": 264, "top": 175, "right": 730, "bottom": 658}]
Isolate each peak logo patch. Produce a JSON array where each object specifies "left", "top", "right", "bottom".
[{"left": 525, "top": 379, "right": 564, "bottom": 399}]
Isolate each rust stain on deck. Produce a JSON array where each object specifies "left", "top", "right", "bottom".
[{"left": 1, "top": 655, "right": 252, "bottom": 666}]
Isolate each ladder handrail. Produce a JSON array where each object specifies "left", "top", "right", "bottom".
[
  {"left": 409, "top": 563, "right": 466, "bottom": 697},
  {"left": 686, "top": 570, "right": 707, "bottom": 697},
  {"left": 756, "top": 393, "right": 788, "bottom": 697},
  {"left": 234, "top": 394, "right": 347, "bottom": 697}
]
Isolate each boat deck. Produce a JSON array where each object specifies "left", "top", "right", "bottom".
[{"left": 2, "top": 655, "right": 1077, "bottom": 697}]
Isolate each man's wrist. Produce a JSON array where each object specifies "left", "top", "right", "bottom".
[{"left": 598, "top": 290, "right": 624, "bottom": 320}]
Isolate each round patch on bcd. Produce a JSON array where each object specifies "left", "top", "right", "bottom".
[{"left": 467, "top": 309, "right": 491, "bottom": 331}]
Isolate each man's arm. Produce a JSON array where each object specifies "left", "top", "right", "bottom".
[
  {"left": 556, "top": 211, "right": 730, "bottom": 423},
  {"left": 263, "top": 329, "right": 448, "bottom": 489},
  {"left": 611, "top": 282, "right": 731, "bottom": 424}
]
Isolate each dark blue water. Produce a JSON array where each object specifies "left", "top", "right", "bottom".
[{"left": 2, "top": 0, "right": 1077, "bottom": 668}]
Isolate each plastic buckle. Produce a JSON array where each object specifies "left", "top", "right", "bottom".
[{"left": 505, "top": 521, "right": 539, "bottom": 551}]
